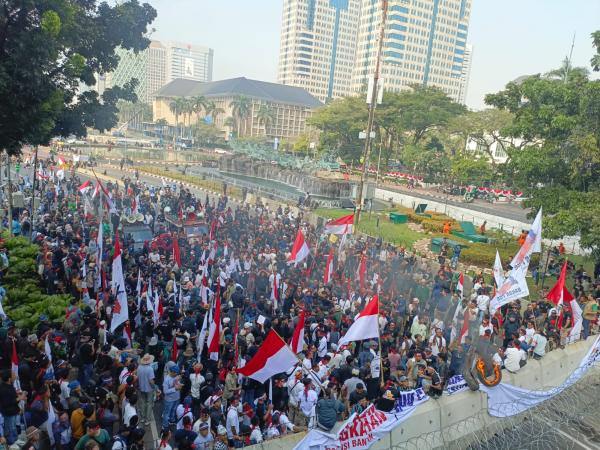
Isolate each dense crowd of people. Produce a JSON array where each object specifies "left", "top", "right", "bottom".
[{"left": 0, "top": 156, "right": 597, "bottom": 450}]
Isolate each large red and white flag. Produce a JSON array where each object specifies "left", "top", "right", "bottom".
[
  {"left": 91, "top": 182, "right": 101, "bottom": 199},
  {"left": 290, "top": 309, "right": 306, "bottom": 354},
  {"left": 357, "top": 254, "right": 367, "bottom": 290},
  {"left": 207, "top": 290, "right": 221, "bottom": 361},
  {"left": 546, "top": 260, "right": 574, "bottom": 307},
  {"left": 11, "top": 340, "right": 20, "bottom": 391},
  {"left": 325, "top": 214, "right": 354, "bottom": 235},
  {"left": 110, "top": 233, "right": 129, "bottom": 332},
  {"left": 288, "top": 229, "right": 310, "bottom": 265},
  {"left": 458, "top": 308, "right": 470, "bottom": 344},
  {"left": 337, "top": 295, "right": 379, "bottom": 347},
  {"left": 324, "top": 247, "right": 334, "bottom": 284},
  {"left": 57, "top": 155, "right": 66, "bottom": 166},
  {"left": 172, "top": 234, "right": 182, "bottom": 268},
  {"left": 456, "top": 273, "right": 464, "bottom": 301},
  {"left": 78, "top": 180, "right": 92, "bottom": 195},
  {"left": 237, "top": 330, "right": 298, "bottom": 383}
]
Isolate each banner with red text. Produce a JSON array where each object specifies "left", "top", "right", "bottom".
[{"left": 293, "top": 389, "right": 428, "bottom": 450}]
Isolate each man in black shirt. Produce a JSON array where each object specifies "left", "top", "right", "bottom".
[{"left": 0, "top": 369, "right": 24, "bottom": 445}]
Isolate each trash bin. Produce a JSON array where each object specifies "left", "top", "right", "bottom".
[{"left": 389, "top": 213, "right": 408, "bottom": 224}]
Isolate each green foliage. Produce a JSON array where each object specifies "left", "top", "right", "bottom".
[
  {"left": 2, "top": 237, "right": 70, "bottom": 330},
  {"left": 0, "top": 0, "right": 157, "bottom": 154},
  {"left": 450, "top": 154, "right": 493, "bottom": 185}
]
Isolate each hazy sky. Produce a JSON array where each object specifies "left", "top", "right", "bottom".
[{"left": 146, "top": 0, "right": 600, "bottom": 109}]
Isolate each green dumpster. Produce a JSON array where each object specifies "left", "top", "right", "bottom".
[
  {"left": 431, "top": 238, "right": 469, "bottom": 254},
  {"left": 389, "top": 212, "right": 408, "bottom": 224}
]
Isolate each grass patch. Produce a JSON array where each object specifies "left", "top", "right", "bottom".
[{"left": 315, "top": 208, "right": 424, "bottom": 249}]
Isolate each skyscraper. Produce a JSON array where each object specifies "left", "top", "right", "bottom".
[
  {"left": 277, "top": 0, "right": 361, "bottom": 103},
  {"left": 350, "top": 0, "right": 472, "bottom": 103},
  {"left": 458, "top": 44, "right": 473, "bottom": 104},
  {"left": 107, "top": 40, "right": 213, "bottom": 104}
]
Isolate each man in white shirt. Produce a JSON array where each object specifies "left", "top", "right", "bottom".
[
  {"left": 504, "top": 341, "right": 527, "bottom": 373},
  {"left": 530, "top": 331, "right": 548, "bottom": 359},
  {"left": 476, "top": 291, "right": 490, "bottom": 321},
  {"left": 226, "top": 397, "right": 241, "bottom": 442},
  {"left": 297, "top": 379, "right": 318, "bottom": 427},
  {"left": 428, "top": 328, "right": 447, "bottom": 357},
  {"left": 317, "top": 332, "right": 328, "bottom": 358}
]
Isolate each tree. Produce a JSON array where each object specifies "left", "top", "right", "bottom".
[
  {"left": 485, "top": 32, "right": 600, "bottom": 258},
  {"left": 169, "top": 97, "right": 186, "bottom": 144},
  {"left": 307, "top": 96, "right": 367, "bottom": 162},
  {"left": 205, "top": 101, "right": 225, "bottom": 125},
  {"left": 0, "top": 1, "right": 156, "bottom": 154},
  {"left": 450, "top": 154, "right": 493, "bottom": 186},
  {"left": 155, "top": 118, "right": 169, "bottom": 144},
  {"left": 592, "top": 31, "right": 600, "bottom": 72},
  {"left": 191, "top": 96, "right": 207, "bottom": 123},
  {"left": 256, "top": 104, "right": 275, "bottom": 132},
  {"left": 544, "top": 57, "right": 589, "bottom": 84},
  {"left": 192, "top": 122, "right": 223, "bottom": 146},
  {"left": 229, "top": 95, "right": 252, "bottom": 137}
]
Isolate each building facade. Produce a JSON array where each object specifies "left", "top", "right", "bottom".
[
  {"left": 153, "top": 77, "right": 322, "bottom": 140},
  {"left": 107, "top": 40, "right": 212, "bottom": 103},
  {"left": 277, "top": 0, "right": 361, "bottom": 103},
  {"left": 350, "top": 0, "right": 473, "bottom": 103},
  {"left": 457, "top": 43, "right": 472, "bottom": 104}
]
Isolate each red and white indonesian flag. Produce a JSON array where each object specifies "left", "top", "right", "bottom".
[
  {"left": 78, "top": 180, "right": 92, "bottom": 195},
  {"left": 291, "top": 309, "right": 306, "bottom": 354},
  {"left": 237, "top": 330, "right": 298, "bottom": 383},
  {"left": 457, "top": 273, "right": 464, "bottom": 301},
  {"left": 288, "top": 229, "right": 310, "bottom": 265},
  {"left": 546, "top": 260, "right": 574, "bottom": 307},
  {"left": 338, "top": 295, "right": 379, "bottom": 347},
  {"left": 92, "top": 182, "right": 101, "bottom": 199},
  {"left": 110, "top": 233, "right": 129, "bottom": 332},
  {"left": 207, "top": 290, "right": 221, "bottom": 361},
  {"left": 325, "top": 214, "right": 354, "bottom": 235},
  {"left": 57, "top": 155, "right": 66, "bottom": 166},
  {"left": 324, "top": 248, "right": 334, "bottom": 284},
  {"left": 11, "top": 340, "right": 20, "bottom": 390}
]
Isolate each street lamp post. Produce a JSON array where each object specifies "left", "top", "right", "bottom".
[{"left": 354, "top": 0, "right": 388, "bottom": 228}]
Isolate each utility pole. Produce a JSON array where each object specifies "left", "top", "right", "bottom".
[
  {"left": 354, "top": 0, "right": 388, "bottom": 228},
  {"left": 564, "top": 32, "right": 576, "bottom": 84},
  {"left": 6, "top": 152, "right": 13, "bottom": 237}
]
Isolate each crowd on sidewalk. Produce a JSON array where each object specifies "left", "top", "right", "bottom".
[{"left": 0, "top": 156, "right": 597, "bottom": 450}]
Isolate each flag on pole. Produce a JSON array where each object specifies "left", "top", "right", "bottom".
[
  {"left": 237, "top": 330, "right": 298, "bottom": 383},
  {"left": 357, "top": 254, "right": 367, "bottom": 290},
  {"left": 288, "top": 229, "right": 310, "bottom": 265},
  {"left": 458, "top": 308, "right": 470, "bottom": 344},
  {"left": 290, "top": 309, "right": 306, "bottom": 354},
  {"left": 493, "top": 250, "right": 505, "bottom": 288},
  {"left": 57, "top": 155, "right": 66, "bottom": 166},
  {"left": 324, "top": 214, "right": 354, "bottom": 235},
  {"left": 207, "top": 290, "right": 221, "bottom": 361},
  {"left": 456, "top": 273, "right": 464, "bottom": 301},
  {"left": 567, "top": 298, "right": 583, "bottom": 344},
  {"left": 197, "top": 307, "right": 210, "bottom": 355},
  {"left": 11, "top": 340, "right": 20, "bottom": 391},
  {"left": 172, "top": 234, "right": 182, "bottom": 268},
  {"left": 337, "top": 295, "right": 379, "bottom": 347},
  {"left": 92, "top": 182, "right": 101, "bottom": 199},
  {"left": 123, "top": 322, "right": 133, "bottom": 348},
  {"left": 546, "top": 260, "right": 574, "bottom": 307},
  {"left": 324, "top": 248, "right": 334, "bottom": 284},
  {"left": 78, "top": 180, "right": 92, "bottom": 195},
  {"left": 110, "top": 233, "right": 129, "bottom": 332}
]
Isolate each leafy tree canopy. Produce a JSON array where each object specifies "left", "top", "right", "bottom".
[{"left": 0, "top": 0, "right": 156, "bottom": 154}]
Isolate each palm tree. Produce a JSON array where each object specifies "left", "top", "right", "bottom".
[
  {"left": 205, "top": 101, "right": 225, "bottom": 125},
  {"left": 169, "top": 98, "right": 186, "bottom": 146},
  {"left": 155, "top": 118, "right": 169, "bottom": 144},
  {"left": 224, "top": 116, "right": 236, "bottom": 139},
  {"left": 229, "top": 95, "right": 252, "bottom": 138},
  {"left": 256, "top": 104, "right": 275, "bottom": 134},
  {"left": 545, "top": 57, "right": 589, "bottom": 83},
  {"left": 191, "top": 95, "right": 208, "bottom": 124}
]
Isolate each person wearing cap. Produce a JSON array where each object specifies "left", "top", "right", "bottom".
[
  {"left": 193, "top": 421, "right": 214, "bottom": 449},
  {"left": 214, "top": 424, "right": 229, "bottom": 450},
  {"left": 137, "top": 353, "right": 156, "bottom": 426},
  {"left": 161, "top": 364, "right": 182, "bottom": 429}
]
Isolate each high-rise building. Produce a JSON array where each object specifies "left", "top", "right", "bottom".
[
  {"left": 350, "top": 0, "right": 473, "bottom": 103},
  {"left": 277, "top": 0, "right": 361, "bottom": 103},
  {"left": 457, "top": 43, "right": 472, "bottom": 104},
  {"left": 107, "top": 40, "right": 213, "bottom": 104},
  {"left": 164, "top": 41, "right": 214, "bottom": 84}
]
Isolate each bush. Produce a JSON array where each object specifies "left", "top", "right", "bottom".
[
  {"left": 422, "top": 220, "right": 462, "bottom": 233},
  {"left": 2, "top": 236, "right": 71, "bottom": 329}
]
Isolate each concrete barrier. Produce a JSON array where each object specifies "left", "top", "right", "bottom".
[{"left": 246, "top": 337, "right": 599, "bottom": 450}]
